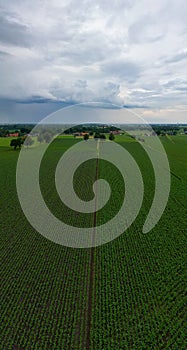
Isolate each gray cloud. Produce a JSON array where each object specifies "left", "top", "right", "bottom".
[
  {"left": 0, "top": 13, "right": 32, "bottom": 47},
  {"left": 164, "top": 51, "right": 187, "bottom": 63},
  {"left": 0, "top": 50, "right": 10, "bottom": 55},
  {"left": 0, "top": 0, "right": 186, "bottom": 123},
  {"left": 128, "top": 15, "right": 165, "bottom": 44},
  {"left": 101, "top": 61, "right": 141, "bottom": 83}
]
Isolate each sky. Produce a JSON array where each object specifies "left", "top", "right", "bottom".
[{"left": 0, "top": 0, "right": 187, "bottom": 124}]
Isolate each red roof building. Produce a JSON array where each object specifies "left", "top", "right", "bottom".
[{"left": 8, "top": 133, "right": 19, "bottom": 137}]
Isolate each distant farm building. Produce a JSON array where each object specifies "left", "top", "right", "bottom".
[
  {"left": 111, "top": 130, "right": 120, "bottom": 135},
  {"left": 74, "top": 132, "right": 89, "bottom": 137},
  {"left": 8, "top": 133, "right": 19, "bottom": 137},
  {"left": 81, "top": 132, "right": 89, "bottom": 136}
]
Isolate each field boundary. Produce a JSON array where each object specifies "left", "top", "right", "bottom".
[{"left": 86, "top": 140, "right": 100, "bottom": 349}]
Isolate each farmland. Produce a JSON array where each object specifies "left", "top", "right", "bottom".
[{"left": 0, "top": 134, "right": 186, "bottom": 349}]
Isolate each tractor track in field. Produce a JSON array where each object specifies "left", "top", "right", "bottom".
[{"left": 85, "top": 140, "right": 100, "bottom": 350}]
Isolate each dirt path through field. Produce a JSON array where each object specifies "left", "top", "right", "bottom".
[{"left": 85, "top": 139, "right": 100, "bottom": 350}]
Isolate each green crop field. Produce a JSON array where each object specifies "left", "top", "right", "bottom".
[{"left": 0, "top": 134, "right": 186, "bottom": 349}]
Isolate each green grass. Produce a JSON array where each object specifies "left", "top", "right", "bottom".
[
  {"left": 0, "top": 135, "right": 186, "bottom": 349},
  {"left": 0, "top": 136, "right": 40, "bottom": 148},
  {"left": 0, "top": 136, "right": 14, "bottom": 147}
]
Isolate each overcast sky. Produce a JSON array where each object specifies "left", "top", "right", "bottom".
[{"left": 0, "top": 0, "right": 187, "bottom": 123}]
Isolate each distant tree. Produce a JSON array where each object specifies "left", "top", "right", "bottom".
[
  {"left": 138, "top": 137, "right": 145, "bottom": 142},
  {"left": 24, "top": 136, "right": 34, "bottom": 148},
  {"left": 17, "top": 137, "right": 24, "bottom": 148},
  {"left": 94, "top": 132, "right": 106, "bottom": 140},
  {"left": 37, "top": 134, "right": 44, "bottom": 143},
  {"left": 0, "top": 129, "right": 9, "bottom": 137},
  {"left": 43, "top": 132, "right": 52, "bottom": 143},
  {"left": 10, "top": 139, "right": 18, "bottom": 150},
  {"left": 94, "top": 132, "right": 100, "bottom": 139},
  {"left": 84, "top": 133, "right": 89, "bottom": 141},
  {"left": 20, "top": 127, "right": 31, "bottom": 134},
  {"left": 109, "top": 133, "right": 115, "bottom": 141},
  {"left": 10, "top": 137, "right": 24, "bottom": 150}
]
